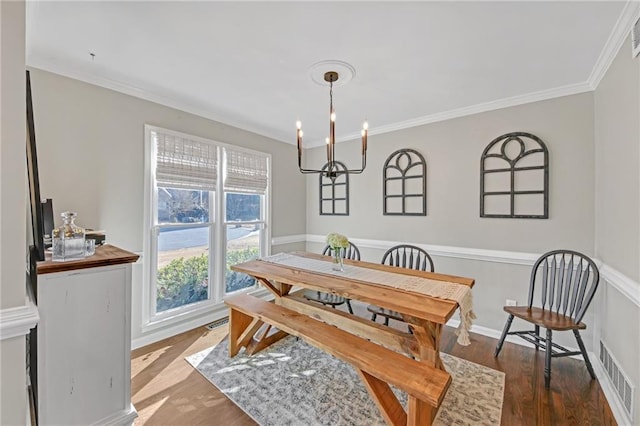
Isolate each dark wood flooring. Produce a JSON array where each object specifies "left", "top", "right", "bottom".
[{"left": 132, "top": 318, "right": 616, "bottom": 425}]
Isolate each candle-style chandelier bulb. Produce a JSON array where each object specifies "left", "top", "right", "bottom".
[{"left": 296, "top": 70, "right": 368, "bottom": 178}]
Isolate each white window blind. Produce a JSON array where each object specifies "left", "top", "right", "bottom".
[
  {"left": 224, "top": 148, "right": 269, "bottom": 193},
  {"left": 154, "top": 130, "right": 217, "bottom": 191}
]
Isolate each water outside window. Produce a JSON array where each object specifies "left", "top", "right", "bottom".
[{"left": 154, "top": 189, "right": 263, "bottom": 312}]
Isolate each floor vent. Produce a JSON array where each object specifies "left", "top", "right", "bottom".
[
  {"left": 205, "top": 317, "right": 229, "bottom": 330},
  {"left": 600, "top": 340, "right": 635, "bottom": 420}
]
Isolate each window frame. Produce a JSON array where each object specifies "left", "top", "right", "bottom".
[{"left": 142, "top": 125, "right": 271, "bottom": 328}]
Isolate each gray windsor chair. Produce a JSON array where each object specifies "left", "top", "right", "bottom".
[
  {"left": 302, "top": 242, "right": 361, "bottom": 314},
  {"left": 367, "top": 244, "right": 435, "bottom": 326},
  {"left": 494, "top": 249, "right": 600, "bottom": 388}
]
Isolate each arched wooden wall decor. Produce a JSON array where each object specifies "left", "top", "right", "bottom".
[
  {"left": 319, "top": 161, "right": 349, "bottom": 215},
  {"left": 480, "top": 132, "right": 549, "bottom": 218},
  {"left": 383, "top": 149, "right": 427, "bottom": 216}
]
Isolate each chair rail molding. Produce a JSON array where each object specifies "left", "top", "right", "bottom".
[
  {"left": 306, "top": 234, "right": 540, "bottom": 266},
  {"left": 272, "top": 234, "right": 307, "bottom": 246},
  {"left": 0, "top": 286, "right": 39, "bottom": 340},
  {"left": 303, "top": 234, "right": 640, "bottom": 306},
  {"left": 600, "top": 264, "right": 640, "bottom": 307}
]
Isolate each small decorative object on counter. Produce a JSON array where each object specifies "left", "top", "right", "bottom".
[
  {"left": 326, "top": 232, "right": 349, "bottom": 272},
  {"left": 85, "top": 239, "right": 96, "bottom": 256},
  {"left": 52, "top": 211, "right": 86, "bottom": 262}
]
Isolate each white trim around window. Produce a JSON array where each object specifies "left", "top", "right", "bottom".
[{"left": 142, "top": 125, "right": 271, "bottom": 329}]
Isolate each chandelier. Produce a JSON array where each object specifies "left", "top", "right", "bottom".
[{"left": 296, "top": 71, "right": 368, "bottom": 180}]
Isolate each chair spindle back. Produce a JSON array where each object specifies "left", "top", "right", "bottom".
[
  {"left": 528, "top": 249, "right": 599, "bottom": 323},
  {"left": 322, "top": 243, "right": 361, "bottom": 261},
  {"left": 381, "top": 244, "right": 434, "bottom": 272}
]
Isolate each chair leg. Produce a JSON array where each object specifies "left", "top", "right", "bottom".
[
  {"left": 494, "top": 314, "right": 514, "bottom": 357},
  {"left": 545, "top": 328, "right": 552, "bottom": 388},
  {"left": 346, "top": 300, "right": 353, "bottom": 315},
  {"left": 371, "top": 313, "right": 377, "bottom": 322},
  {"left": 534, "top": 325, "right": 540, "bottom": 351},
  {"left": 574, "top": 329, "right": 596, "bottom": 380},
  {"left": 384, "top": 317, "right": 389, "bottom": 326}
]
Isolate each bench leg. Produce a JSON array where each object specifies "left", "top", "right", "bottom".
[
  {"left": 229, "top": 308, "right": 255, "bottom": 357},
  {"left": 246, "top": 326, "right": 289, "bottom": 355},
  {"left": 408, "top": 396, "right": 436, "bottom": 426},
  {"left": 229, "top": 308, "right": 290, "bottom": 356},
  {"left": 357, "top": 370, "right": 407, "bottom": 426}
]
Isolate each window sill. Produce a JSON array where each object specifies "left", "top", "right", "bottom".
[{"left": 142, "top": 286, "right": 271, "bottom": 334}]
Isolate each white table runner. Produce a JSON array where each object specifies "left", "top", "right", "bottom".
[{"left": 260, "top": 253, "right": 475, "bottom": 346}]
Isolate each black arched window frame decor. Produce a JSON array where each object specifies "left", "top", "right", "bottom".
[
  {"left": 383, "top": 148, "right": 427, "bottom": 216},
  {"left": 319, "top": 161, "right": 349, "bottom": 216},
  {"left": 480, "top": 132, "right": 549, "bottom": 219}
]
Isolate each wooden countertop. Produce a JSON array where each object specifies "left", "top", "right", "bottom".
[{"left": 36, "top": 244, "right": 140, "bottom": 275}]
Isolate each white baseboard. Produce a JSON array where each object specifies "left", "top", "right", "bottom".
[{"left": 92, "top": 403, "right": 138, "bottom": 426}]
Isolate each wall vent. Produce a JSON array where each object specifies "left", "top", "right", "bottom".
[
  {"left": 633, "top": 15, "right": 640, "bottom": 58},
  {"left": 205, "top": 317, "right": 229, "bottom": 330},
  {"left": 600, "top": 340, "right": 635, "bottom": 420}
]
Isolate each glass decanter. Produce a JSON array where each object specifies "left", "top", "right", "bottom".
[{"left": 52, "top": 211, "right": 86, "bottom": 262}]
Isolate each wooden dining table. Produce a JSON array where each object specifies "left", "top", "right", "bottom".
[{"left": 227, "top": 251, "right": 475, "bottom": 425}]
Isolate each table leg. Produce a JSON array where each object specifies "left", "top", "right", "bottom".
[{"left": 404, "top": 317, "right": 444, "bottom": 371}]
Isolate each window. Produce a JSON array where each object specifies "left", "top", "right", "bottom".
[{"left": 144, "top": 126, "right": 270, "bottom": 324}]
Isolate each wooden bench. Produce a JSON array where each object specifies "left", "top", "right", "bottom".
[{"left": 225, "top": 293, "right": 451, "bottom": 426}]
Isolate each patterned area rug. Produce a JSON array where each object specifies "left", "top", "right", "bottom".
[{"left": 186, "top": 336, "right": 504, "bottom": 425}]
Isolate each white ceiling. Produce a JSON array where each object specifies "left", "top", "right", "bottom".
[{"left": 26, "top": 1, "right": 631, "bottom": 146}]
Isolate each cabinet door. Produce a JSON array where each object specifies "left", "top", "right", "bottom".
[{"left": 38, "top": 266, "right": 129, "bottom": 425}]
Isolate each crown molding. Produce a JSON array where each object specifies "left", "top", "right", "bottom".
[
  {"left": 302, "top": 82, "right": 594, "bottom": 148},
  {"left": 26, "top": 60, "right": 290, "bottom": 145},
  {"left": 28, "top": 0, "right": 637, "bottom": 150},
  {"left": 588, "top": 0, "right": 640, "bottom": 90}
]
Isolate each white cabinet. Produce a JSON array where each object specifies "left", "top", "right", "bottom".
[{"left": 36, "top": 245, "right": 138, "bottom": 425}]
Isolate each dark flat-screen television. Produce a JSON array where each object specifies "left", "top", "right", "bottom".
[{"left": 26, "top": 70, "right": 45, "bottom": 264}]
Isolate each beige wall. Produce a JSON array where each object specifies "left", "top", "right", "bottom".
[
  {"left": 594, "top": 34, "right": 640, "bottom": 421},
  {"left": 595, "top": 36, "right": 640, "bottom": 283},
  {"left": 306, "top": 93, "right": 595, "bottom": 253},
  {"left": 0, "top": 1, "right": 28, "bottom": 424},
  {"left": 1, "top": 0, "right": 27, "bottom": 309},
  {"left": 306, "top": 93, "right": 596, "bottom": 345},
  {"left": 29, "top": 68, "right": 307, "bottom": 341},
  {"left": 29, "top": 69, "right": 306, "bottom": 249}
]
